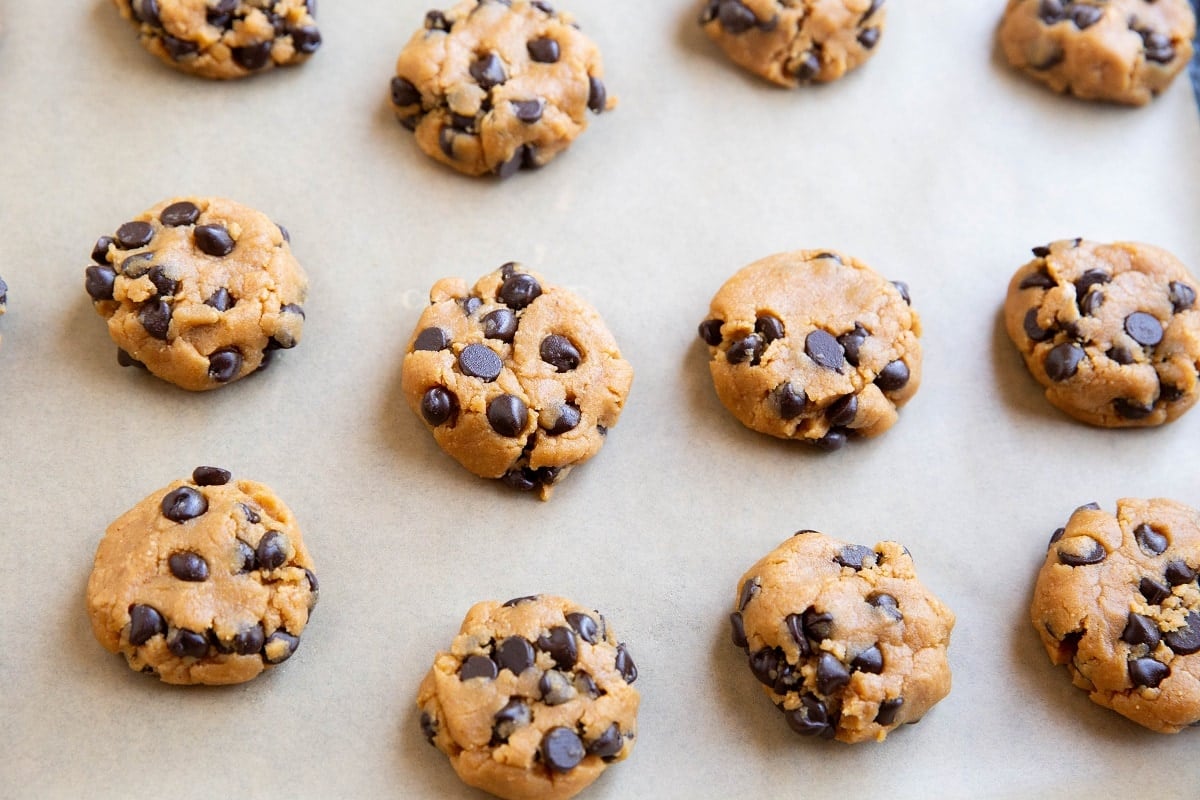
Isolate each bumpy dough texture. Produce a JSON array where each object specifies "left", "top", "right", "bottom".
[
  {"left": 731, "top": 531, "right": 955, "bottom": 743},
  {"left": 86, "top": 468, "right": 319, "bottom": 685},
  {"left": 1031, "top": 498, "right": 1200, "bottom": 733},
  {"left": 401, "top": 262, "right": 633, "bottom": 499},
  {"left": 998, "top": 0, "right": 1196, "bottom": 105},
  {"left": 113, "top": 0, "right": 321, "bottom": 79},
  {"left": 699, "top": 249, "right": 921, "bottom": 450},
  {"left": 390, "top": 0, "right": 615, "bottom": 178},
  {"left": 698, "top": 0, "right": 886, "bottom": 87},
  {"left": 85, "top": 196, "right": 308, "bottom": 391},
  {"left": 417, "top": 595, "right": 640, "bottom": 800},
  {"left": 1004, "top": 239, "right": 1200, "bottom": 427}
]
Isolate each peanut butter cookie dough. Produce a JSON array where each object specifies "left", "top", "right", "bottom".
[
  {"left": 86, "top": 467, "right": 319, "bottom": 685},
  {"left": 1031, "top": 498, "right": 1200, "bottom": 733},
  {"left": 84, "top": 196, "right": 308, "bottom": 391},
  {"left": 390, "top": 0, "right": 615, "bottom": 178},
  {"left": 699, "top": 249, "right": 921, "bottom": 450},
  {"left": 998, "top": 0, "right": 1196, "bottom": 105},
  {"left": 113, "top": 0, "right": 321, "bottom": 79},
  {"left": 401, "top": 262, "right": 632, "bottom": 499},
  {"left": 731, "top": 531, "right": 955, "bottom": 743},
  {"left": 1004, "top": 239, "right": 1200, "bottom": 427},
  {"left": 418, "top": 595, "right": 639, "bottom": 800},
  {"left": 698, "top": 0, "right": 887, "bottom": 87}
]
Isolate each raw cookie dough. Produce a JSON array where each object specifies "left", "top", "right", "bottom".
[
  {"left": 390, "top": 0, "right": 615, "bottom": 178},
  {"left": 84, "top": 196, "right": 308, "bottom": 391},
  {"left": 698, "top": 0, "right": 887, "bottom": 87},
  {"left": 699, "top": 249, "right": 921, "bottom": 450},
  {"left": 731, "top": 530, "right": 955, "bottom": 743},
  {"left": 418, "top": 595, "right": 639, "bottom": 800},
  {"left": 112, "top": 0, "right": 321, "bottom": 79},
  {"left": 85, "top": 467, "right": 319, "bottom": 685},
  {"left": 998, "top": 0, "right": 1196, "bottom": 105},
  {"left": 1004, "top": 239, "right": 1200, "bottom": 427},
  {"left": 1031, "top": 498, "right": 1200, "bottom": 733},
  {"left": 401, "top": 262, "right": 633, "bottom": 498}
]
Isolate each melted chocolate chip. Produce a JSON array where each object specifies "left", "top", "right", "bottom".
[
  {"left": 1125, "top": 312, "right": 1163, "bottom": 347},
  {"left": 537, "top": 627, "right": 578, "bottom": 669},
  {"left": 1121, "top": 613, "right": 1161, "bottom": 648},
  {"left": 459, "top": 654, "right": 498, "bottom": 680},
  {"left": 805, "top": 330, "right": 844, "bottom": 371},
  {"left": 1044, "top": 343, "right": 1084, "bottom": 381},
  {"left": 413, "top": 327, "right": 450, "bottom": 351},
  {"left": 128, "top": 604, "right": 165, "bottom": 645},
  {"left": 487, "top": 394, "right": 528, "bottom": 437},
  {"left": 698, "top": 319, "right": 724, "bottom": 346},
  {"left": 168, "top": 628, "right": 209, "bottom": 659},
  {"left": 85, "top": 265, "right": 117, "bottom": 301},
  {"left": 256, "top": 531, "right": 288, "bottom": 570},
  {"left": 775, "top": 382, "right": 807, "bottom": 420},
  {"left": 495, "top": 636, "right": 535, "bottom": 675},
  {"left": 459, "top": 343, "right": 503, "bottom": 381},
  {"left": 498, "top": 273, "right": 541, "bottom": 309},
  {"left": 162, "top": 486, "right": 207, "bottom": 521},
  {"left": 587, "top": 723, "right": 623, "bottom": 760},
  {"left": 875, "top": 697, "right": 903, "bottom": 726},
  {"left": 541, "top": 335, "right": 581, "bottom": 371},
  {"left": 1134, "top": 523, "right": 1168, "bottom": 556},
  {"left": 115, "top": 221, "right": 154, "bottom": 249},
  {"left": 875, "top": 361, "right": 910, "bottom": 392},
  {"left": 541, "top": 727, "right": 585, "bottom": 773},
  {"left": 207, "top": 348, "right": 242, "bottom": 382},
  {"left": 194, "top": 225, "right": 235, "bottom": 257},
  {"left": 1129, "top": 657, "right": 1169, "bottom": 688},
  {"left": 421, "top": 386, "right": 457, "bottom": 426},
  {"left": 527, "top": 37, "right": 560, "bottom": 62}
]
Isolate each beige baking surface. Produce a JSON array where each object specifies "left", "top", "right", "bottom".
[{"left": 3, "top": 2, "right": 1200, "bottom": 798}]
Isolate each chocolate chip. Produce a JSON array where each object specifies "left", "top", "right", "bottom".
[
  {"left": 421, "top": 387, "right": 457, "bottom": 426},
  {"left": 1107, "top": 346, "right": 1134, "bottom": 365},
  {"left": 875, "top": 360, "right": 910, "bottom": 392},
  {"left": 1020, "top": 269, "right": 1056, "bottom": 290},
  {"left": 487, "top": 394, "right": 527, "bottom": 437},
  {"left": 726, "top": 334, "right": 764, "bottom": 365},
  {"left": 495, "top": 636, "right": 535, "bottom": 675},
  {"left": 802, "top": 608, "right": 834, "bottom": 641},
  {"left": 792, "top": 51, "right": 820, "bottom": 80},
  {"left": 783, "top": 695, "right": 835, "bottom": 738},
  {"left": 544, "top": 403, "right": 580, "bottom": 435},
  {"left": 458, "top": 344, "right": 503, "bottom": 381},
  {"left": 750, "top": 315, "right": 785, "bottom": 345},
  {"left": 1168, "top": 282, "right": 1196, "bottom": 313},
  {"left": 575, "top": 671, "right": 599, "bottom": 698},
  {"left": 191, "top": 466, "right": 230, "bottom": 486},
  {"left": 527, "top": 37, "right": 560, "bottom": 63},
  {"left": 146, "top": 265, "right": 178, "bottom": 297},
  {"left": 235, "top": 539, "right": 256, "bottom": 573},
  {"left": 128, "top": 604, "right": 165, "bottom": 645},
  {"left": 493, "top": 698, "right": 531, "bottom": 741},
  {"left": 502, "top": 594, "right": 539, "bottom": 607},
  {"left": 1165, "top": 560, "right": 1196, "bottom": 585},
  {"left": 541, "top": 727, "right": 585, "bottom": 773},
  {"left": 826, "top": 395, "right": 857, "bottom": 427},
  {"left": 564, "top": 612, "right": 599, "bottom": 645},
  {"left": 91, "top": 235, "right": 114, "bottom": 264},
  {"left": 1139, "top": 577, "right": 1171, "bottom": 605},
  {"left": 292, "top": 25, "right": 322, "bottom": 54},
  {"left": 749, "top": 647, "right": 783, "bottom": 686},
  {"left": 1135, "top": 523, "right": 1168, "bottom": 556},
  {"left": 425, "top": 10, "right": 451, "bottom": 31},
  {"left": 587, "top": 723, "right": 623, "bottom": 760},
  {"left": 1071, "top": 4, "right": 1102, "bottom": 28},
  {"left": 459, "top": 654, "right": 498, "bottom": 680},
  {"left": 1122, "top": 613, "right": 1161, "bottom": 649},
  {"left": 868, "top": 592, "right": 903, "bottom": 621},
  {"left": 1043, "top": 343, "right": 1083, "bottom": 381},
  {"left": 835, "top": 545, "right": 874, "bottom": 570},
  {"left": 891, "top": 281, "right": 911, "bottom": 305},
  {"left": 241, "top": 533, "right": 281, "bottom": 576},
  {"left": 1114, "top": 399, "right": 1154, "bottom": 420},
  {"left": 162, "top": 486, "right": 207, "bottom": 521},
  {"left": 121, "top": 253, "right": 154, "bottom": 279},
  {"left": 413, "top": 327, "right": 450, "bottom": 351},
  {"left": 233, "top": 624, "right": 266, "bottom": 656},
  {"left": 738, "top": 577, "right": 760, "bottom": 611},
  {"left": 539, "top": 670, "right": 575, "bottom": 706},
  {"left": 1141, "top": 30, "right": 1175, "bottom": 64},
  {"left": 875, "top": 697, "right": 903, "bottom": 726},
  {"left": 537, "top": 627, "right": 578, "bottom": 669},
  {"left": 194, "top": 224, "right": 235, "bottom": 257},
  {"left": 160, "top": 201, "right": 199, "bottom": 227},
  {"left": 615, "top": 643, "right": 637, "bottom": 683},
  {"left": 1057, "top": 536, "right": 1105, "bottom": 566},
  {"left": 161, "top": 34, "right": 198, "bottom": 58},
  {"left": 1023, "top": 308, "right": 1054, "bottom": 342},
  {"left": 1129, "top": 657, "right": 1169, "bottom": 688},
  {"left": 168, "top": 628, "right": 208, "bottom": 659},
  {"left": 852, "top": 645, "right": 884, "bottom": 674},
  {"left": 857, "top": 27, "right": 880, "bottom": 48},
  {"left": 1037, "top": 0, "right": 1065, "bottom": 23},
  {"left": 784, "top": 614, "right": 811, "bottom": 656},
  {"left": 264, "top": 631, "right": 300, "bottom": 663},
  {"left": 512, "top": 98, "right": 545, "bottom": 123},
  {"left": 816, "top": 652, "right": 851, "bottom": 695},
  {"left": 498, "top": 273, "right": 541, "bottom": 309},
  {"left": 1125, "top": 312, "right": 1163, "bottom": 347},
  {"left": 1078, "top": 289, "right": 1104, "bottom": 316},
  {"left": 391, "top": 76, "right": 422, "bottom": 106},
  {"left": 1165, "top": 612, "right": 1200, "bottom": 655},
  {"left": 439, "top": 127, "right": 458, "bottom": 159},
  {"left": 587, "top": 76, "right": 606, "bottom": 113},
  {"left": 838, "top": 325, "right": 868, "bottom": 366},
  {"left": 205, "top": 288, "right": 234, "bottom": 312},
  {"left": 730, "top": 612, "right": 748, "bottom": 649},
  {"left": 470, "top": 52, "right": 507, "bottom": 89},
  {"left": 815, "top": 429, "right": 849, "bottom": 451},
  {"left": 715, "top": 0, "right": 756, "bottom": 31},
  {"left": 540, "top": 335, "right": 581, "bottom": 372},
  {"left": 698, "top": 319, "right": 724, "bottom": 346},
  {"left": 805, "top": 330, "right": 844, "bottom": 371},
  {"left": 420, "top": 711, "right": 438, "bottom": 744},
  {"left": 774, "top": 382, "right": 807, "bottom": 420},
  {"left": 207, "top": 348, "right": 242, "bottom": 382},
  {"left": 232, "top": 41, "right": 272, "bottom": 71},
  {"left": 532, "top": 1, "right": 554, "bottom": 14},
  {"left": 115, "top": 221, "right": 154, "bottom": 249},
  {"left": 85, "top": 265, "right": 117, "bottom": 301}
]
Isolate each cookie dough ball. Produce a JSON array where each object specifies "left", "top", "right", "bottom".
[
  {"left": 401, "top": 262, "right": 633, "bottom": 499},
  {"left": 389, "top": 0, "right": 615, "bottom": 178},
  {"left": 418, "top": 595, "right": 640, "bottom": 800},
  {"left": 731, "top": 531, "right": 954, "bottom": 743},
  {"left": 112, "top": 0, "right": 322, "bottom": 79},
  {"left": 699, "top": 249, "right": 921, "bottom": 450},
  {"left": 1004, "top": 239, "right": 1200, "bottom": 427},
  {"left": 85, "top": 467, "right": 319, "bottom": 685},
  {"left": 998, "top": 0, "right": 1195, "bottom": 105},
  {"left": 698, "top": 0, "right": 886, "bottom": 87},
  {"left": 1031, "top": 498, "right": 1200, "bottom": 732},
  {"left": 84, "top": 196, "right": 308, "bottom": 391}
]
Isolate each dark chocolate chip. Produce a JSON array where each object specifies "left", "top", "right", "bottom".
[
  {"left": 1043, "top": 343, "right": 1083, "bottom": 381},
  {"left": 541, "top": 727, "right": 585, "bottom": 773},
  {"left": 233, "top": 624, "right": 266, "bottom": 656},
  {"left": 1071, "top": 4, "right": 1102, "bottom": 28},
  {"left": 255, "top": 531, "right": 288, "bottom": 571},
  {"left": 133, "top": 0, "right": 162, "bottom": 25},
  {"left": 264, "top": 631, "right": 300, "bottom": 663},
  {"left": 783, "top": 695, "right": 835, "bottom": 738},
  {"left": 205, "top": 288, "right": 234, "bottom": 312},
  {"left": 1164, "top": 612, "right": 1200, "bottom": 655},
  {"left": 503, "top": 594, "right": 539, "bottom": 607},
  {"left": 566, "top": 612, "right": 600, "bottom": 644},
  {"left": 802, "top": 608, "right": 833, "bottom": 641},
  {"left": 1057, "top": 536, "right": 1105, "bottom": 566},
  {"left": 232, "top": 41, "right": 273, "bottom": 71},
  {"left": 168, "top": 628, "right": 209, "bottom": 659},
  {"left": 754, "top": 314, "right": 785, "bottom": 344},
  {"left": 792, "top": 51, "right": 820, "bottom": 80},
  {"left": 852, "top": 645, "right": 884, "bottom": 674},
  {"left": 1074, "top": 268, "right": 1110, "bottom": 297},
  {"left": 493, "top": 698, "right": 531, "bottom": 741},
  {"left": 1141, "top": 30, "right": 1175, "bottom": 64},
  {"left": 128, "top": 604, "right": 165, "bottom": 645},
  {"left": 413, "top": 327, "right": 450, "bottom": 351},
  {"left": 815, "top": 429, "right": 849, "bottom": 451},
  {"left": 481, "top": 309, "right": 518, "bottom": 343},
  {"left": 1165, "top": 560, "right": 1196, "bottom": 585},
  {"left": 537, "top": 627, "right": 578, "bottom": 669},
  {"left": 892, "top": 281, "right": 911, "bottom": 305},
  {"left": 1107, "top": 346, "right": 1134, "bottom": 365},
  {"left": 207, "top": 348, "right": 243, "bottom": 383},
  {"left": 805, "top": 330, "right": 844, "bottom": 371},
  {"left": 1168, "top": 282, "right": 1196, "bottom": 313},
  {"left": 532, "top": 1, "right": 554, "bottom": 13},
  {"left": 1139, "top": 577, "right": 1171, "bottom": 605},
  {"left": 1023, "top": 308, "right": 1054, "bottom": 342},
  {"left": 749, "top": 647, "right": 783, "bottom": 687},
  {"left": 544, "top": 402, "right": 581, "bottom": 435},
  {"left": 857, "top": 27, "right": 880, "bottom": 48},
  {"left": 512, "top": 98, "right": 545, "bottom": 123},
  {"left": 160, "top": 201, "right": 199, "bottom": 227},
  {"left": 239, "top": 503, "right": 261, "bottom": 525},
  {"left": 830, "top": 326, "right": 865, "bottom": 369},
  {"left": 826, "top": 395, "right": 858, "bottom": 427},
  {"left": 835, "top": 544, "right": 874, "bottom": 570},
  {"left": 730, "top": 612, "right": 748, "bottom": 649},
  {"left": 875, "top": 360, "right": 910, "bottom": 392},
  {"left": 726, "top": 334, "right": 764, "bottom": 365},
  {"left": 816, "top": 652, "right": 851, "bottom": 695},
  {"left": 147, "top": 266, "right": 178, "bottom": 297},
  {"left": 1020, "top": 268, "right": 1056, "bottom": 290},
  {"left": 115, "top": 221, "right": 154, "bottom": 249},
  {"left": 875, "top": 697, "right": 903, "bottom": 726},
  {"left": 698, "top": 319, "right": 724, "bottom": 346},
  {"left": 194, "top": 224, "right": 235, "bottom": 257},
  {"left": 784, "top": 613, "right": 811, "bottom": 656},
  {"left": 495, "top": 636, "right": 535, "bottom": 675},
  {"left": 868, "top": 592, "right": 903, "bottom": 621},
  {"left": 458, "top": 343, "right": 503, "bottom": 381},
  {"left": 191, "top": 466, "right": 230, "bottom": 486},
  {"left": 1161, "top": 384, "right": 1184, "bottom": 403},
  {"left": 1134, "top": 523, "right": 1168, "bottom": 556},
  {"left": 1125, "top": 312, "right": 1163, "bottom": 347},
  {"left": 587, "top": 76, "right": 606, "bottom": 113},
  {"left": 738, "top": 577, "right": 760, "bottom": 611},
  {"left": 235, "top": 539, "right": 256, "bottom": 573},
  {"left": 92, "top": 235, "right": 115, "bottom": 265},
  {"left": 527, "top": 37, "right": 560, "bottom": 63},
  {"left": 1114, "top": 399, "right": 1154, "bottom": 420},
  {"left": 1078, "top": 289, "right": 1104, "bottom": 316},
  {"left": 539, "top": 670, "right": 575, "bottom": 706},
  {"left": 161, "top": 486, "right": 207, "bottom": 522},
  {"left": 575, "top": 671, "right": 599, "bottom": 698},
  {"left": 717, "top": 0, "right": 756, "bottom": 33},
  {"left": 587, "top": 723, "right": 623, "bottom": 760},
  {"left": 470, "top": 52, "right": 507, "bottom": 89},
  {"left": 420, "top": 711, "right": 438, "bottom": 744},
  {"left": 774, "top": 382, "right": 807, "bottom": 420},
  {"left": 421, "top": 387, "right": 457, "bottom": 426},
  {"left": 615, "top": 643, "right": 637, "bottom": 683},
  {"left": 1129, "top": 657, "right": 1169, "bottom": 688},
  {"left": 425, "top": 10, "right": 451, "bottom": 31},
  {"left": 459, "top": 654, "right": 498, "bottom": 680},
  {"left": 1122, "top": 613, "right": 1161, "bottom": 649},
  {"left": 391, "top": 76, "right": 422, "bottom": 106},
  {"left": 1037, "top": 0, "right": 1066, "bottom": 24},
  {"left": 487, "top": 394, "right": 528, "bottom": 437},
  {"left": 121, "top": 253, "right": 154, "bottom": 278},
  {"left": 291, "top": 25, "right": 322, "bottom": 54},
  {"left": 498, "top": 273, "right": 542, "bottom": 309},
  {"left": 85, "top": 265, "right": 117, "bottom": 301},
  {"left": 439, "top": 126, "right": 458, "bottom": 159},
  {"left": 541, "top": 335, "right": 581, "bottom": 372}
]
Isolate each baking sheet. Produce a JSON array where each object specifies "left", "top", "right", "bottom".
[{"left": 3, "top": 2, "right": 1200, "bottom": 798}]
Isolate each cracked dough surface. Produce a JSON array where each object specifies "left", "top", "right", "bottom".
[
  {"left": 417, "top": 594, "right": 639, "bottom": 800},
  {"left": 1031, "top": 498, "right": 1200, "bottom": 733},
  {"left": 998, "top": 0, "right": 1196, "bottom": 105},
  {"left": 699, "top": 249, "right": 921, "bottom": 450},
  {"left": 731, "top": 530, "right": 955, "bottom": 743}
]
